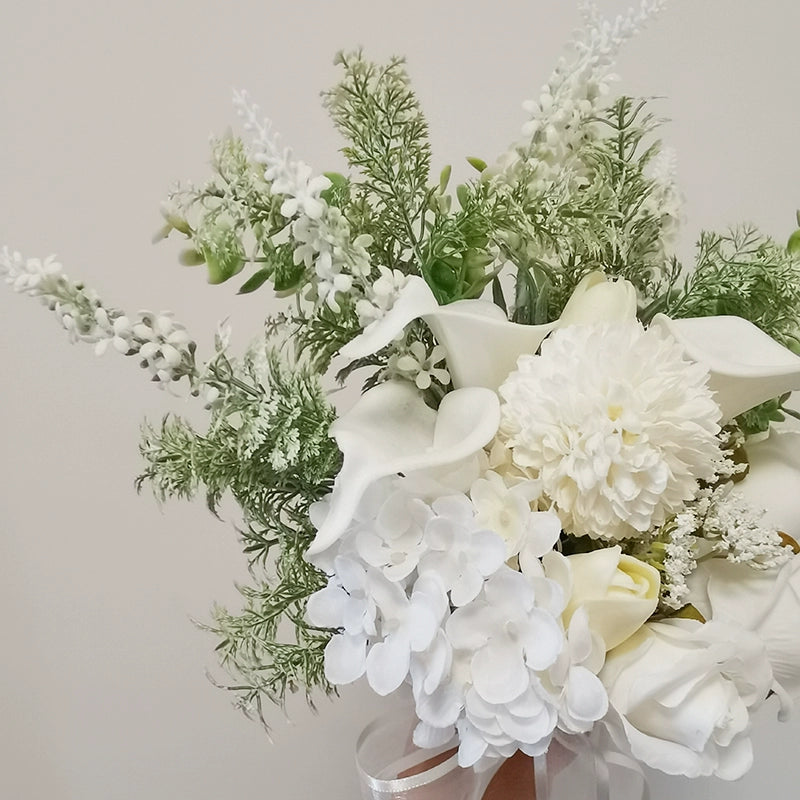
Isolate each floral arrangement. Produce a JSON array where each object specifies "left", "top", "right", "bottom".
[{"left": 4, "top": 0, "right": 800, "bottom": 789}]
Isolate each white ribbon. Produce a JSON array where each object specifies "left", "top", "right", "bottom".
[{"left": 355, "top": 714, "right": 649, "bottom": 800}]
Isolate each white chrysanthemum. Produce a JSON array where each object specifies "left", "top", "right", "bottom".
[{"left": 499, "top": 322, "right": 723, "bottom": 540}]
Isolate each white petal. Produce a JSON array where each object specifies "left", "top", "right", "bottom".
[
  {"left": 425, "top": 300, "right": 556, "bottom": 391},
  {"left": 457, "top": 722, "right": 489, "bottom": 767},
  {"left": 340, "top": 276, "right": 439, "bottom": 359},
  {"left": 471, "top": 639, "right": 529, "bottom": 705},
  {"left": 415, "top": 683, "right": 463, "bottom": 728},
  {"left": 737, "top": 428, "right": 800, "bottom": 541},
  {"left": 306, "top": 585, "right": 347, "bottom": 629},
  {"left": 413, "top": 722, "right": 455, "bottom": 749},
  {"left": 366, "top": 634, "right": 411, "bottom": 695},
  {"left": 307, "top": 382, "right": 500, "bottom": 555},
  {"left": 564, "top": 666, "right": 608, "bottom": 722},
  {"left": 652, "top": 314, "right": 800, "bottom": 419},
  {"left": 324, "top": 634, "right": 367, "bottom": 684}
]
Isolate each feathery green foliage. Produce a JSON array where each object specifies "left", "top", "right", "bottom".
[
  {"left": 323, "top": 51, "right": 432, "bottom": 265},
  {"left": 137, "top": 333, "right": 340, "bottom": 715},
  {"left": 666, "top": 226, "right": 800, "bottom": 351}
]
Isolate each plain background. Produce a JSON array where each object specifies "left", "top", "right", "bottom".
[{"left": 1, "top": 1, "right": 799, "bottom": 798}]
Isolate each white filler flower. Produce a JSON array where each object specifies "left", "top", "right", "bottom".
[{"left": 500, "top": 322, "right": 723, "bottom": 540}]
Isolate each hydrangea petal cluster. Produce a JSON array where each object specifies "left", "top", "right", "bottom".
[
  {"left": 499, "top": 321, "right": 723, "bottom": 540},
  {"left": 306, "top": 466, "right": 609, "bottom": 768}
]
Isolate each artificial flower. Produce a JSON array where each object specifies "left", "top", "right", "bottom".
[
  {"left": 469, "top": 470, "right": 543, "bottom": 558},
  {"left": 416, "top": 495, "right": 508, "bottom": 607},
  {"left": 542, "top": 546, "right": 660, "bottom": 650},
  {"left": 499, "top": 321, "right": 723, "bottom": 539},
  {"left": 601, "top": 619, "right": 773, "bottom": 780},
  {"left": 687, "top": 555, "right": 800, "bottom": 708},
  {"left": 306, "top": 380, "right": 500, "bottom": 555},
  {"left": 558, "top": 271, "right": 638, "bottom": 326},
  {"left": 652, "top": 314, "right": 800, "bottom": 420}
]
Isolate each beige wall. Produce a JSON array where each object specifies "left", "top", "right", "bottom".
[{"left": 1, "top": 1, "right": 799, "bottom": 798}]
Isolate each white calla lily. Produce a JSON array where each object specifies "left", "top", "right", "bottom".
[
  {"left": 424, "top": 300, "right": 556, "bottom": 390},
  {"left": 307, "top": 380, "right": 500, "bottom": 555},
  {"left": 341, "top": 276, "right": 440, "bottom": 359},
  {"left": 652, "top": 314, "right": 800, "bottom": 420},
  {"left": 341, "top": 275, "right": 556, "bottom": 391},
  {"left": 736, "top": 425, "right": 800, "bottom": 540}
]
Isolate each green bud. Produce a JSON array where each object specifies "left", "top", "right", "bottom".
[
  {"left": 466, "top": 156, "right": 487, "bottom": 173},
  {"left": 456, "top": 184, "right": 470, "bottom": 209},
  {"left": 178, "top": 248, "right": 206, "bottom": 267},
  {"left": 788, "top": 228, "right": 800, "bottom": 256},
  {"left": 439, "top": 165, "right": 452, "bottom": 193},
  {"left": 165, "top": 213, "right": 192, "bottom": 237}
]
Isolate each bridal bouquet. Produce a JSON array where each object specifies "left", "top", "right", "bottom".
[{"left": 4, "top": 0, "right": 800, "bottom": 790}]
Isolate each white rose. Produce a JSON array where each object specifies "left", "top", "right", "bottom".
[
  {"left": 542, "top": 546, "right": 660, "bottom": 650},
  {"left": 687, "top": 555, "right": 800, "bottom": 707},
  {"left": 557, "top": 271, "right": 638, "bottom": 326},
  {"left": 600, "top": 619, "right": 773, "bottom": 780}
]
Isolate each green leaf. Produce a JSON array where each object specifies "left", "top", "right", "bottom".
[
  {"left": 788, "top": 228, "right": 800, "bottom": 256},
  {"left": 439, "top": 165, "right": 452, "bottom": 193},
  {"left": 204, "top": 250, "right": 244, "bottom": 285},
  {"left": 179, "top": 248, "right": 206, "bottom": 267},
  {"left": 238, "top": 269, "right": 273, "bottom": 295},
  {"left": 492, "top": 276, "right": 507, "bottom": 314}
]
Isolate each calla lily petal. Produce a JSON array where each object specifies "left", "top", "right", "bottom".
[
  {"left": 340, "top": 276, "right": 556, "bottom": 391},
  {"left": 340, "top": 276, "right": 439, "bottom": 360},
  {"left": 652, "top": 314, "right": 800, "bottom": 419},
  {"left": 736, "top": 425, "right": 800, "bottom": 540},
  {"left": 307, "top": 380, "right": 500, "bottom": 555},
  {"left": 424, "top": 302, "right": 556, "bottom": 391}
]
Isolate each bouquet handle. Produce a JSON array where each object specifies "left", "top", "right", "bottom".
[{"left": 356, "top": 712, "right": 648, "bottom": 800}]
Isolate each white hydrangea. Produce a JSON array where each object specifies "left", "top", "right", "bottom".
[
  {"left": 307, "top": 465, "right": 610, "bottom": 770},
  {"left": 499, "top": 321, "right": 724, "bottom": 540}
]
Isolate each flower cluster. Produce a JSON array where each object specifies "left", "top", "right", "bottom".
[
  {"left": 307, "top": 467, "right": 612, "bottom": 768},
  {"left": 234, "top": 91, "right": 373, "bottom": 313},
  {"left": 1, "top": 248, "right": 196, "bottom": 386},
  {"left": 308, "top": 269, "right": 800, "bottom": 780}
]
